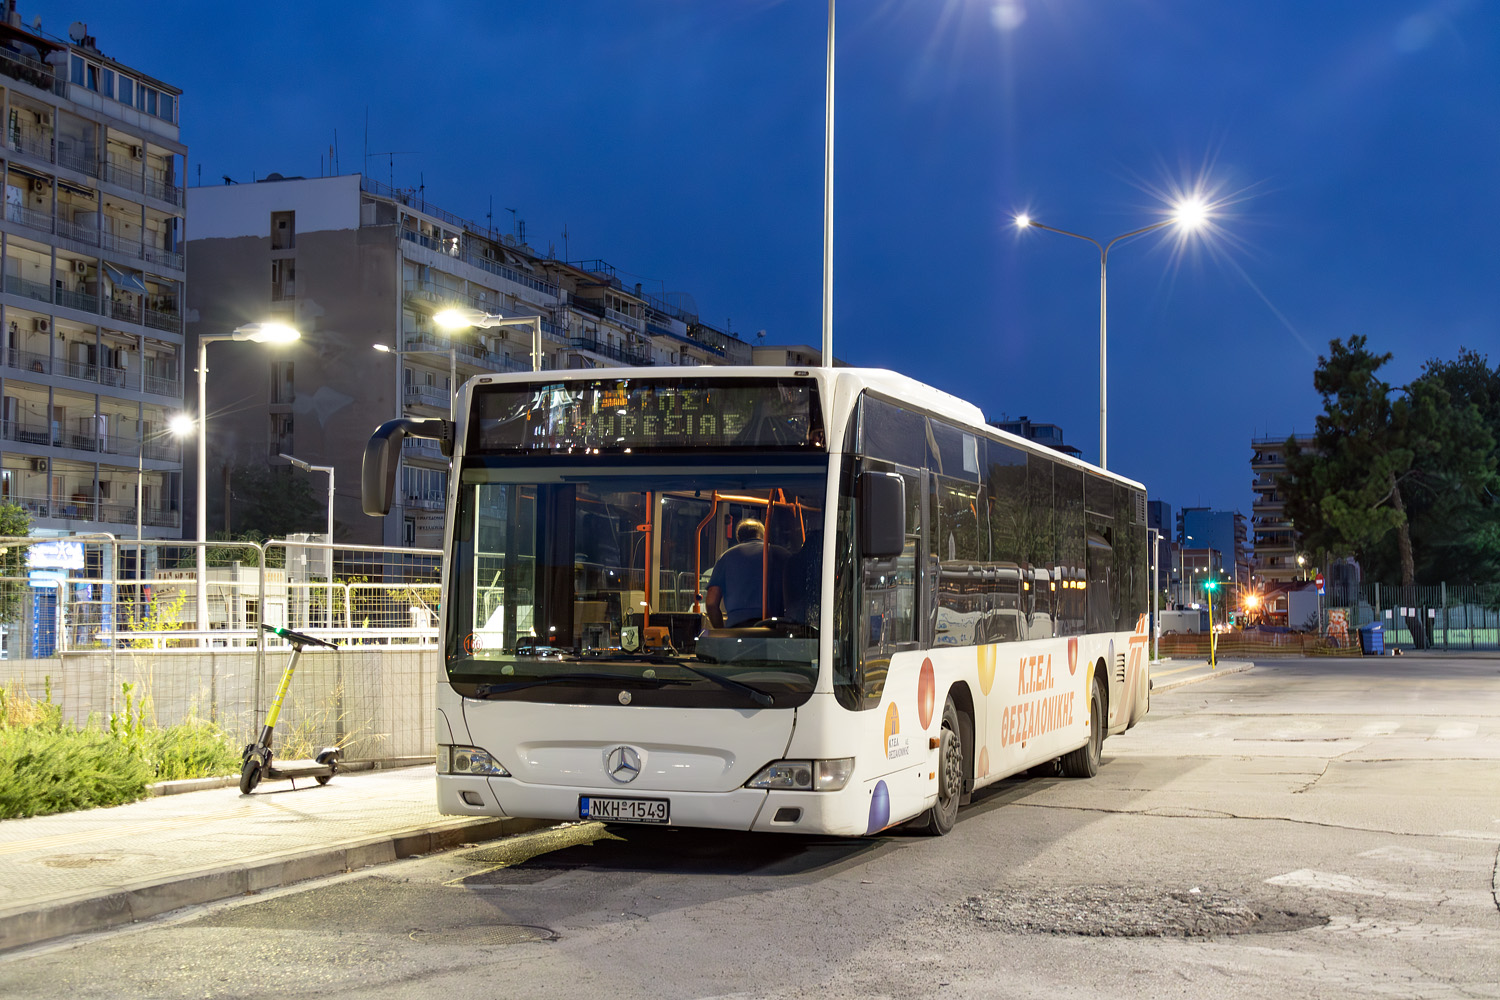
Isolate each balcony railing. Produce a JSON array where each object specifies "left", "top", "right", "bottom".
[
  {"left": 4, "top": 273, "right": 53, "bottom": 303},
  {"left": 144, "top": 370, "right": 180, "bottom": 397},
  {"left": 55, "top": 285, "right": 99, "bottom": 314},
  {"left": 9, "top": 121, "right": 52, "bottom": 159},
  {"left": 569, "top": 337, "right": 653, "bottom": 367},
  {"left": 144, "top": 245, "right": 184, "bottom": 271},
  {"left": 111, "top": 297, "right": 142, "bottom": 324},
  {"left": 5, "top": 202, "right": 53, "bottom": 233},
  {"left": 9, "top": 346, "right": 51, "bottom": 375},
  {"left": 0, "top": 47, "right": 65, "bottom": 95},
  {"left": 56, "top": 216, "right": 100, "bottom": 245},
  {"left": 103, "top": 158, "right": 146, "bottom": 194},
  {"left": 404, "top": 383, "right": 450, "bottom": 409},
  {"left": 55, "top": 142, "right": 99, "bottom": 178},
  {"left": 144, "top": 307, "right": 181, "bottom": 333},
  {"left": 1, "top": 418, "right": 53, "bottom": 446},
  {"left": 145, "top": 174, "right": 183, "bottom": 206}
]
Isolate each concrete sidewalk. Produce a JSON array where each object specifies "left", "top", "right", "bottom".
[
  {"left": 0, "top": 766, "right": 545, "bottom": 954},
  {"left": 0, "top": 661, "right": 1249, "bottom": 954},
  {"left": 1150, "top": 657, "right": 1254, "bottom": 691}
]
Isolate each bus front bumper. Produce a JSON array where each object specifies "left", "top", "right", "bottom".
[{"left": 438, "top": 774, "right": 872, "bottom": 837}]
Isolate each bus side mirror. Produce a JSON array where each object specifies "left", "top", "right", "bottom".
[
  {"left": 858, "top": 471, "right": 905, "bottom": 559},
  {"left": 362, "top": 417, "right": 454, "bottom": 516}
]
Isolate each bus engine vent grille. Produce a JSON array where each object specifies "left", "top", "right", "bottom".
[{"left": 1114, "top": 653, "right": 1126, "bottom": 684}]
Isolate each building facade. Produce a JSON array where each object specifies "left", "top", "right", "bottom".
[
  {"left": 1250, "top": 434, "right": 1313, "bottom": 584},
  {"left": 1176, "top": 506, "right": 1249, "bottom": 587},
  {"left": 986, "top": 415, "right": 1082, "bottom": 459},
  {"left": 0, "top": 11, "right": 186, "bottom": 547},
  {"left": 1146, "top": 499, "right": 1172, "bottom": 595},
  {"left": 187, "top": 173, "right": 765, "bottom": 549}
]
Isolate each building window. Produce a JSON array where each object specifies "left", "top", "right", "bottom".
[
  {"left": 271, "top": 360, "right": 294, "bottom": 404},
  {"left": 271, "top": 211, "right": 295, "bottom": 249},
  {"left": 117, "top": 77, "right": 133, "bottom": 106},
  {"left": 271, "top": 414, "right": 293, "bottom": 455},
  {"left": 271, "top": 259, "right": 295, "bottom": 301}
]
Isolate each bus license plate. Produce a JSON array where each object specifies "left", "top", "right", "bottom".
[{"left": 580, "top": 796, "right": 669, "bottom": 824}]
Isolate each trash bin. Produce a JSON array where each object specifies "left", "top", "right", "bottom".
[{"left": 1359, "top": 623, "right": 1384, "bottom": 656}]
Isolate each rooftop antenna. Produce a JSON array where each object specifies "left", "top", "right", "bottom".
[
  {"left": 505, "top": 207, "right": 517, "bottom": 236},
  {"left": 562, "top": 224, "right": 569, "bottom": 261},
  {"left": 486, "top": 196, "right": 493, "bottom": 237},
  {"left": 365, "top": 150, "right": 418, "bottom": 189},
  {"left": 67, "top": 21, "right": 85, "bottom": 43}
]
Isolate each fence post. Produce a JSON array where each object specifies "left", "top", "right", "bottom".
[
  {"left": 1440, "top": 581, "right": 1447, "bottom": 652},
  {"left": 256, "top": 540, "right": 267, "bottom": 723}
]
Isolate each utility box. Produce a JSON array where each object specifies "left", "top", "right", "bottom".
[
  {"left": 1159, "top": 609, "right": 1208, "bottom": 634},
  {"left": 1287, "top": 588, "right": 1321, "bottom": 632}
]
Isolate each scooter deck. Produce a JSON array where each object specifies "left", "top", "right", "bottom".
[{"left": 267, "top": 760, "right": 337, "bottom": 778}]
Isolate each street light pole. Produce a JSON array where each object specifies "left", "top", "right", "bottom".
[
  {"left": 280, "top": 453, "right": 335, "bottom": 629},
  {"left": 196, "top": 323, "right": 300, "bottom": 646},
  {"left": 1015, "top": 200, "right": 1207, "bottom": 470},
  {"left": 433, "top": 309, "right": 544, "bottom": 373},
  {"left": 822, "top": 0, "right": 835, "bottom": 368}
]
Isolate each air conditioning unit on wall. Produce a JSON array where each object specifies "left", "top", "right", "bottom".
[
  {"left": 130, "top": 145, "right": 143, "bottom": 160},
  {"left": 33, "top": 318, "right": 50, "bottom": 334},
  {"left": 72, "top": 259, "right": 88, "bottom": 274},
  {"left": 30, "top": 177, "right": 46, "bottom": 193},
  {"left": 30, "top": 458, "right": 48, "bottom": 473}
]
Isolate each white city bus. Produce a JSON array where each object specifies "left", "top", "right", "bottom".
[{"left": 362, "top": 367, "right": 1150, "bottom": 837}]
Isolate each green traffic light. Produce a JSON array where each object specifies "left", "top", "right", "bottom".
[{"left": 1204, "top": 579, "right": 1218, "bottom": 591}]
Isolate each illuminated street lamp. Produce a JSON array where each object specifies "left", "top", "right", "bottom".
[
  {"left": 196, "top": 322, "right": 300, "bottom": 645},
  {"left": 1014, "top": 199, "right": 1208, "bottom": 469},
  {"left": 434, "top": 307, "right": 543, "bottom": 371}
]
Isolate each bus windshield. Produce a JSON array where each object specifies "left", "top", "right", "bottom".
[{"left": 448, "top": 459, "right": 827, "bottom": 708}]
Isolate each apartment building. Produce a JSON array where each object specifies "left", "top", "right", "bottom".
[
  {"left": 1250, "top": 434, "right": 1313, "bottom": 583},
  {"left": 986, "top": 415, "right": 1083, "bottom": 459},
  {"left": 186, "top": 173, "right": 758, "bottom": 549},
  {"left": 0, "top": 11, "right": 186, "bottom": 545},
  {"left": 1176, "top": 506, "right": 1249, "bottom": 586}
]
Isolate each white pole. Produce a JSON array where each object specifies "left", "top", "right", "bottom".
[
  {"left": 1098, "top": 252, "right": 1107, "bottom": 470},
  {"left": 821, "top": 0, "right": 835, "bottom": 367},
  {"left": 196, "top": 337, "right": 208, "bottom": 648},
  {"left": 326, "top": 466, "right": 335, "bottom": 629}
]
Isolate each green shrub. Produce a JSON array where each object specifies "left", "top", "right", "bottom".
[
  {"left": 0, "top": 727, "right": 152, "bottom": 819},
  {"left": 147, "top": 720, "right": 242, "bottom": 782}
]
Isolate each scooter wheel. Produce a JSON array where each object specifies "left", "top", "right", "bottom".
[{"left": 239, "top": 758, "right": 263, "bottom": 795}]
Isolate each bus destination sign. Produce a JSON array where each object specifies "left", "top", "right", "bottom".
[{"left": 470, "top": 378, "right": 824, "bottom": 454}]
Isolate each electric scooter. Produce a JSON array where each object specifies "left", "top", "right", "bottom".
[{"left": 239, "top": 623, "right": 343, "bottom": 794}]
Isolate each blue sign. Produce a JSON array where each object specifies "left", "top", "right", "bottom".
[{"left": 27, "top": 540, "right": 85, "bottom": 570}]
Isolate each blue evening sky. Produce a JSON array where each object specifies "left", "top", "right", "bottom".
[{"left": 35, "top": 1, "right": 1499, "bottom": 519}]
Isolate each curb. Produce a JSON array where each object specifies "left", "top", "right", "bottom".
[
  {"left": 1153, "top": 660, "right": 1253, "bottom": 692},
  {"left": 148, "top": 757, "right": 437, "bottom": 796},
  {"left": 0, "top": 815, "right": 549, "bottom": 954}
]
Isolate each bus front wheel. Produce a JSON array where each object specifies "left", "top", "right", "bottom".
[
  {"left": 1061, "top": 675, "right": 1105, "bottom": 778},
  {"left": 917, "top": 696, "right": 966, "bottom": 836}
]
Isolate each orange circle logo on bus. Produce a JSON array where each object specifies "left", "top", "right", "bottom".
[
  {"left": 917, "top": 659, "right": 935, "bottom": 730},
  {"left": 977, "top": 745, "right": 990, "bottom": 778},
  {"left": 1067, "top": 637, "right": 1078, "bottom": 675},
  {"left": 884, "top": 703, "right": 900, "bottom": 758},
  {"left": 977, "top": 644, "right": 997, "bottom": 696}
]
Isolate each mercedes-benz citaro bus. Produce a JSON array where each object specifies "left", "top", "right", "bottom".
[{"left": 361, "top": 367, "right": 1150, "bottom": 837}]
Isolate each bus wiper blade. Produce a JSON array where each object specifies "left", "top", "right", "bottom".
[
  {"left": 677, "top": 661, "right": 775, "bottom": 708},
  {"left": 473, "top": 672, "right": 687, "bottom": 697}
]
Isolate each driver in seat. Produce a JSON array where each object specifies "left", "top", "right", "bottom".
[{"left": 705, "top": 518, "right": 787, "bottom": 628}]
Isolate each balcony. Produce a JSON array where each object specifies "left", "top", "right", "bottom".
[
  {"left": 403, "top": 493, "right": 446, "bottom": 511},
  {"left": 144, "top": 307, "right": 180, "bottom": 333},
  {"left": 54, "top": 285, "right": 100, "bottom": 315},
  {"left": 4, "top": 273, "right": 52, "bottom": 304},
  {"left": 55, "top": 142, "right": 99, "bottom": 178},
  {"left": 145, "top": 174, "right": 184, "bottom": 207},
  {"left": 404, "top": 383, "right": 450, "bottom": 409},
  {"left": 8, "top": 121, "right": 52, "bottom": 160},
  {"left": 569, "top": 337, "right": 653, "bottom": 368},
  {"left": 144, "top": 245, "right": 184, "bottom": 271},
  {"left": 0, "top": 47, "right": 65, "bottom": 96},
  {"left": 103, "top": 158, "right": 146, "bottom": 195},
  {"left": 0, "top": 418, "right": 51, "bottom": 446},
  {"left": 110, "top": 296, "right": 142, "bottom": 324},
  {"left": 5, "top": 202, "right": 54, "bottom": 234}
]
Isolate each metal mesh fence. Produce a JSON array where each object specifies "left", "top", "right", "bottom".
[{"left": 0, "top": 536, "right": 443, "bottom": 759}]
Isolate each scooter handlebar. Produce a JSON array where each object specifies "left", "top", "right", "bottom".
[{"left": 259, "top": 622, "right": 340, "bottom": 649}]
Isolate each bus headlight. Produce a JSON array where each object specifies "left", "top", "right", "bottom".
[
  {"left": 440, "top": 745, "right": 510, "bottom": 776},
  {"left": 747, "top": 758, "right": 855, "bottom": 791}
]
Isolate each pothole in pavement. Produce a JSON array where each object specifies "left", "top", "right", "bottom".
[{"left": 959, "top": 886, "right": 1326, "bottom": 937}]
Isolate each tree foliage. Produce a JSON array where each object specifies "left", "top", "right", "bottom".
[
  {"left": 1284, "top": 337, "right": 1499, "bottom": 585},
  {"left": 228, "top": 464, "right": 326, "bottom": 541},
  {"left": 0, "top": 501, "right": 33, "bottom": 623}
]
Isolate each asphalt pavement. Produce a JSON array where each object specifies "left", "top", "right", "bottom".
[{"left": 0, "top": 656, "right": 1248, "bottom": 954}]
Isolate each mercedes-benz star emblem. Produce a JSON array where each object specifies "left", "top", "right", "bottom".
[{"left": 605, "top": 745, "right": 642, "bottom": 784}]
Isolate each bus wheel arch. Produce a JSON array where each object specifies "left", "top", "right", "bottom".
[
  {"left": 1062, "top": 669, "right": 1106, "bottom": 778},
  {"left": 915, "top": 685, "right": 973, "bottom": 836}
]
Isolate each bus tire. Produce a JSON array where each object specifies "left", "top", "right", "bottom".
[
  {"left": 917, "top": 696, "right": 966, "bottom": 836},
  {"left": 1061, "top": 675, "right": 1104, "bottom": 778}
]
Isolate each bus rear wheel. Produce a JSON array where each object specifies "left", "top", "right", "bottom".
[
  {"left": 1061, "top": 674, "right": 1104, "bottom": 778},
  {"left": 917, "top": 696, "right": 966, "bottom": 836}
]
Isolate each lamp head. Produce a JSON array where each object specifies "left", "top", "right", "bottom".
[
  {"left": 233, "top": 322, "right": 300, "bottom": 344},
  {"left": 434, "top": 307, "right": 480, "bottom": 331},
  {"left": 167, "top": 414, "right": 195, "bottom": 437},
  {"left": 1171, "top": 196, "right": 1209, "bottom": 230},
  {"left": 1013, "top": 214, "right": 1032, "bottom": 229}
]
